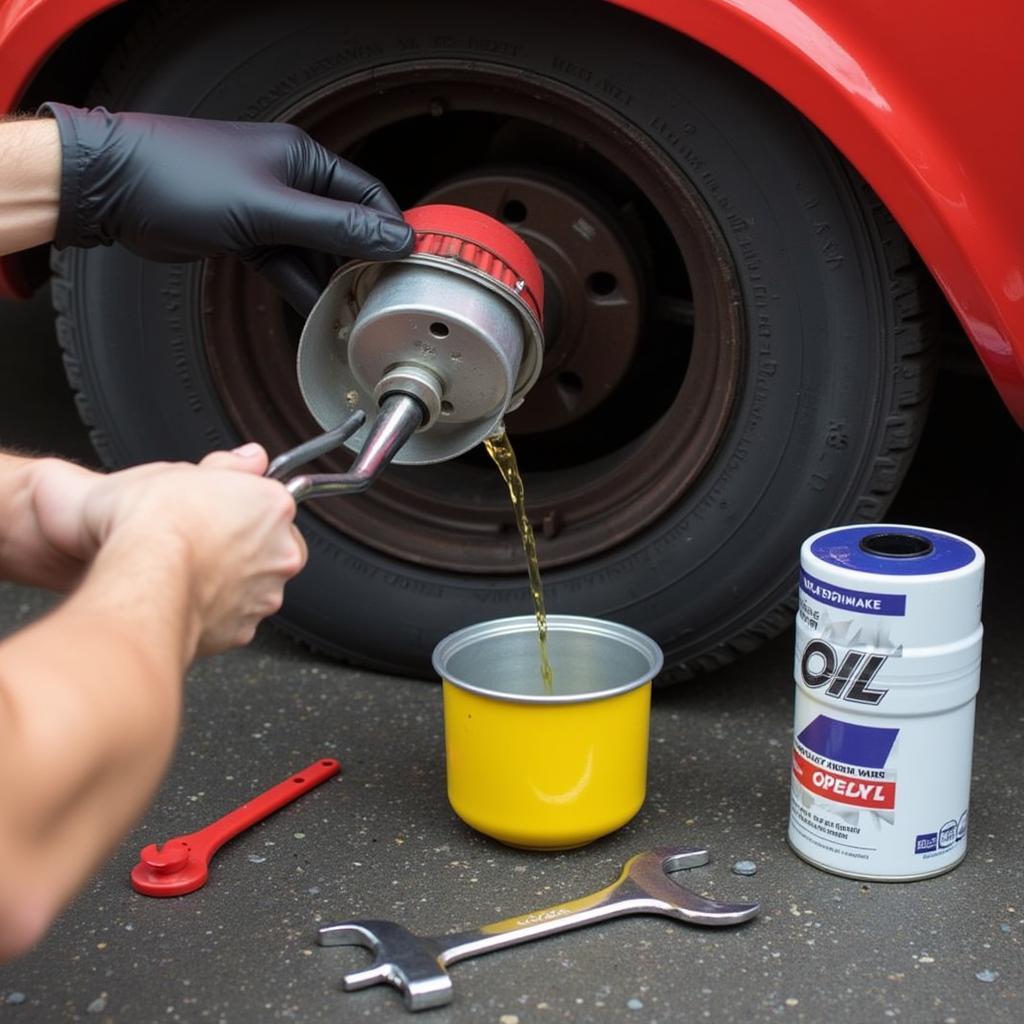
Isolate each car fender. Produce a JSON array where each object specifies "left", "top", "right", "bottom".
[
  {"left": 0, "top": 0, "right": 119, "bottom": 296},
  {"left": 0, "top": 0, "right": 115, "bottom": 113},
  {"left": 1, "top": 0, "right": 1022, "bottom": 424},
  {"left": 611, "top": 0, "right": 1024, "bottom": 424}
]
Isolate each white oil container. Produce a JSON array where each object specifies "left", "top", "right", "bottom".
[{"left": 789, "top": 524, "right": 984, "bottom": 880}]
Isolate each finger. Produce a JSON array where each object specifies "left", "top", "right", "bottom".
[
  {"left": 198, "top": 614, "right": 263, "bottom": 659},
  {"left": 307, "top": 141, "right": 405, "bottom": 218},
  {"left": 246, "top": 247, "right": 324, "bottom": 317},
  {"left": 236, "top": 620, "right": 260, "bottom": 647},
  {"left": 266, "top": 188, "right": 414, "bottom": 260},
  {"left": 263, "top": 529, "right": 307, "bottom": 580},
  {"left": 289, "top": 524, "right": 309, "bottom": 573},
  {"left": 200, "top": 443, "right": 269, "bottom": 475},
  {"left": 255, "top": 585, "right": 286, "bottom": 617}
]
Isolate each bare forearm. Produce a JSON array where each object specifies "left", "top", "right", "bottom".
[
  {"left": 0, "top": 118, "right": 60, "bottom": 256},
  {"left": 0, "top": 533, "right": 198, "bottom": 958}
]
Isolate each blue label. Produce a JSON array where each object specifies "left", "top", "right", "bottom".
[
  {"left": 810, "top": 525, "right": 977, "bottom": 576},
  {"left": 915, "top": 833, "right": 938, "bottom": 854},
  {"left": 800, "top": 570, "right": 906, "bottom": 616},
  {"left": 797, "top": 715, "right": 899, "bottom": 769}
]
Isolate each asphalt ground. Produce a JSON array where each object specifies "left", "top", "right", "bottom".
[{"left": 0, "top": 288, "right": 1022, "bottom": 1023}]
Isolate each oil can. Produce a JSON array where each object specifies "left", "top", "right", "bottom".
[{"left": 788, "top": 525, "right": 984, "bottom": 880}]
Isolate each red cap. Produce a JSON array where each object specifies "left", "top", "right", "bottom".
[{"left": 404, "top": 204, "right": 544, "bottom": 325}]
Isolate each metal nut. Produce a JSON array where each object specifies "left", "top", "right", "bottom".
[{"left": 372, "top": 363, "right": 444, "bottom": 427}]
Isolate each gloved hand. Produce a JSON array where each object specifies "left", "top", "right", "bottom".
[{"left": 40, "top": 103, "right": 414, "bottom": 313}]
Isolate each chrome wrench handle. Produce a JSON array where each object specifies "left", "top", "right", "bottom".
[
  {"left": 317, "top": 846, "right": 760, "bottom": 1011},
  {"left": 282, "top": 394, "right": 424, "bottom": 501},
  {"left": 265, "top": 410, "right": 366, "bottom": 483},
  {"left": 265, "top": 395, "right": 425, "bottom": 503},
  {"left": 433, "top": 846, "right": 758, "bottom": 964}
]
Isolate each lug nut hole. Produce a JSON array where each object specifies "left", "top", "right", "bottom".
[
  {"left": 502, "top": 200, "right": 528, "bottom": 224},
  {"left": 586, "top": 271, "right": 617, "bottom": 297},
  {"left": 441, "top": 400, "right": 454, "bottom": 416},
  {"left": 558, "top": 371, "right": 583, "bottom": 395},
  {"left": 429, "top": 321, "right": 450, "bottom": 338}
]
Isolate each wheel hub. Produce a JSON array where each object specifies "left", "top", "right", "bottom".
[
  {"left": 202, "top": 62, "right": 743, "bottom": 573},
  {"left": 297, "top": 203, "right": 546, "bottom": 464},
  {"left": 422, "top": 171, "right": 642, "bottom": 435}
]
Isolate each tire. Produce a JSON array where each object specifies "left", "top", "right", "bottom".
[{"left": 52, "top": 0, "right": 936, "bottom": 679}]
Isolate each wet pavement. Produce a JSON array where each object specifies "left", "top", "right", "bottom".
[{"left": 1, "top": 290, "right": 1022, "bottom": 1022}]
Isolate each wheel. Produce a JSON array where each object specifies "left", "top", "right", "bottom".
[{"left": 52, "top": 0, "right": 936, "bottom": 679}]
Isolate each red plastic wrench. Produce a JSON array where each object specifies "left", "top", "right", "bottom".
[{"left": 130, "top": 757, "right": 340, "bottom": 897}]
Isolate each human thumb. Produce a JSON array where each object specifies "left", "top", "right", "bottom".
[{"left": 200, "top": 442, "right": 269, "bottom": 475}]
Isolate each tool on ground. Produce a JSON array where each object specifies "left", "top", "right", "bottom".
[
  {"left": 130, "top": 757, "right": 340, "bottom": 896},
  {"left": 270, "top": 204, "right": 544, "bottom": 502},
  {"left": 317, "top": 846, "right": 759, "bottom": 1011}
]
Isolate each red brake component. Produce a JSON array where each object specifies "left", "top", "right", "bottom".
[
  {"left": 404, "top": 204, "right": 544, "bottom": 325},
  {"left": 130, "top": 757, "right": 341, "bottom": 897}
]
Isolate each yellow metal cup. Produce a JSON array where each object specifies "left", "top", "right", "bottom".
[{"left": 432, "top": 615, "right": 664, "bottom": 850}]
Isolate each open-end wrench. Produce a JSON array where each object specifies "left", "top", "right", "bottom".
[
  {"left": 317, "top": 846, "right": 759, "bottom": 1011},
  {"left": 130, "top": 757, "right": 340, "bottom": 896},
  {"left": 265, "top": 397, "right": 428, "bottom": 503}
]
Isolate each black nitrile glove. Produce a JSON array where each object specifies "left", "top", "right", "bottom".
[{"left": 40, "top": 103, "right": 414, "bottom": 314}]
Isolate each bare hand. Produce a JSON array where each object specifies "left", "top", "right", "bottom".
[{"left": 30, "top": 444, "right": 306, "bottom": 656}]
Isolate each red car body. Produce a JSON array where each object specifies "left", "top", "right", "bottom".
[{"left": 2, "top": 0, "right": 1023, "bottom": 425}]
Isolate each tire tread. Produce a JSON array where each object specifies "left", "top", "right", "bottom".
[{"left": 663, "top": 173, "right": 938, "bottom": 684}]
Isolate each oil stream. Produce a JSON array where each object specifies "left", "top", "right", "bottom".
[{"left": 483, "top": 429, "right": 555, "bottom": 693}]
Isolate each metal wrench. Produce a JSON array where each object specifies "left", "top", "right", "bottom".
[
  {"left": 130, "top": 758, "right": 340, "bottom": 896},
  {"left": 317, "top": 846, "right": 760, "bottom": 1011},
  {"left": 265, "top": 395, "right": 425, "bottom": 503}
]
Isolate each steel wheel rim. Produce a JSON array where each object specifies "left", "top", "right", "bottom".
[{"left": 202, "top": 62, "right": 744, "bottom": 572}]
